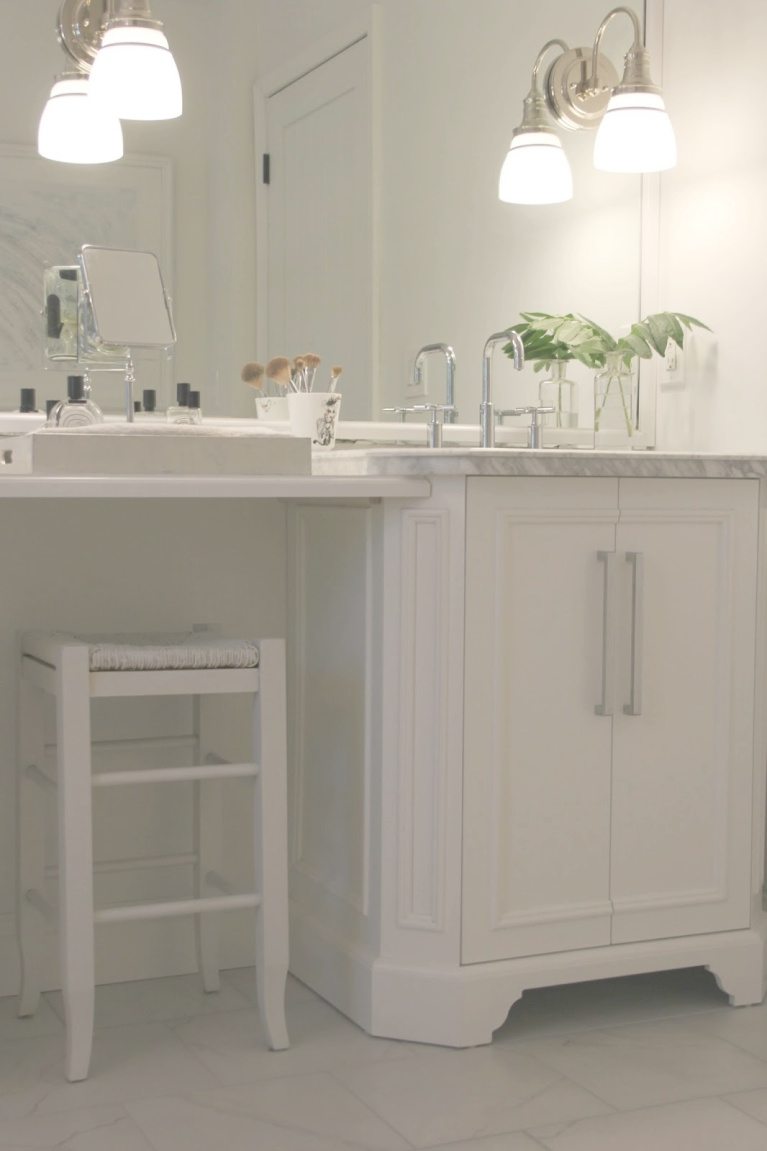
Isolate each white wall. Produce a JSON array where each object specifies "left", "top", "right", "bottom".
[
  {"left": 655, "top": 0, "right": 767, "bottom": 452},
  {"left": 376, "top": 0, "right": 642, "bottom": 419}
]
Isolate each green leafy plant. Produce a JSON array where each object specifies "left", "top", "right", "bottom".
[{"left": 505, "top": 311, "right": 710, "bottom": 371}]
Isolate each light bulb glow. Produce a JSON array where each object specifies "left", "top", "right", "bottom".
[
  {"left": 594, "top": 91, "right": 676, "bottom": 173},
  {"left": 499, "top": 132, "right": 573, "bottom": 205},
  {"left": 38, "top": 76, "right": 124, "bottom": 164},
  {"left": 89, "top": 26, "right": 182, "bottom": 120}
]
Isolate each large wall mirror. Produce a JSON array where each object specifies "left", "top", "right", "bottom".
[{"left": 0, "top": 0, "right": 655, "bottom": 426}]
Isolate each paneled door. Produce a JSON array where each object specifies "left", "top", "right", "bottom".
[
  {"left": 265, "top": 37, "right": 373, "bottom": 419},
  {"left": 609, "top": 478, "right": 759, "bottom": 944},
  {"left": 462, "top": 477, "right": 619, "bottom": 963}
]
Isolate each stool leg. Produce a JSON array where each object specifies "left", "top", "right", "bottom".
[
  {"left": 253, "top": 638, "right": 289, "bottom": 1050},
  {"left": 194, "top": 695, "right": 221, "bottom": 993},
  {"left": 56, "top": 646, "right": 95, "bottom": 1082},
  {"left": 17, "top": 676, "right": 48, "bottom": 1018}
]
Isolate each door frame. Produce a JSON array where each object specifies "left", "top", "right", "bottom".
[{"left": 253, "top": 10, "right": 381, "bottom": 416}]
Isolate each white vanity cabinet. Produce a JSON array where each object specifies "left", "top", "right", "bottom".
[{"left": 463, "top": 477, "right": 759, "bottom": 964}]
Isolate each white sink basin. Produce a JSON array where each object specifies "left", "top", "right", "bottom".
[{"left": 24, "top": 425, "right": 311, "bottom": 476}]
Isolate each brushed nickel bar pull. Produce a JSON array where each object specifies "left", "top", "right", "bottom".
[
  {"left": 623, "top": 551, "right": 645, "bottom": 716},
  {"left": 595, "top": 550, "right": 616, "bottom": 716}
]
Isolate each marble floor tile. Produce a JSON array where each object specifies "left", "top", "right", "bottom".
[
  {"left": 0, "top": 1104, "right": 154, "bottom": 1150},
  {"left": 0, "top": 994, "right": 64, "bottom": 1042},
  {"left": 530, "top": 1096, "right": 767, "bottom": 1150},
  {"left": 685, "top": 997, "right": 767, "bottom": 1061},
  {"left": 415, "top": 1138, "right": 543, "bottom": 1151},
  {"left": 518, "top": 1016, "right": 767, "bottom": 1111},
  {"left": 126, "top": 1074, "right": 412, "bottom": 1151},
  {"left": 495, "top": 968, "right": 729, "bottom": 1042},
  {"left": 330, "top": 1045, "right": 613, "bottom": 1148},
  {"left": 170, "top": 998, "right": 416, "bottom": 1086},
  {"left": 723, "top": 1085, "right": 767, "bottom": 1127},
  {"left": 44, "top": 973, "right": 252, "bottom": 1030},
  {"left": 222, "top": 968, "right": 319, "bottom": 1008},
  {"left": 0, "top": 1023, "right": 220, "bottom": 1121}
]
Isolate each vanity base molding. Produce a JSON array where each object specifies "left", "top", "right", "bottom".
[{"left": 291, "top": 918, "right": 767, "bottom": 1048}]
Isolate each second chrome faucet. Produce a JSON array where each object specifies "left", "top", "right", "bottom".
[{"left": 480, "top": 329, "right": 525, "bottom": 448}]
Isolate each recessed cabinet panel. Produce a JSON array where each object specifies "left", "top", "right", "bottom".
[
  {"left": 610, "top": 479, "right": 758, "bottom": 943},
  {"left": 462, "top": 478, "right": 618, "bottom": 963},
  {"left": 463, "top": 476, "right": 759, "bottom": 967}
]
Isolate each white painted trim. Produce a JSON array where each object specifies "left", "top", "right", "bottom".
[
  {"left": 257, "top": 15, "right": 375, "bottom": 99},
  {"left": 637, "top": 0, "right": 665, "bottom": 444},
  {"left": 253, "top": 9, "right": 380, "bottom": 415}
]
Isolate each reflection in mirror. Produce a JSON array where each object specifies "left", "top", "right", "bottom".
[
  {"left": 79, "top": 246, "right": 175, "bottom": 349},
  {"left": 77, "top": 245, "right": 175, "bottom": 420}
]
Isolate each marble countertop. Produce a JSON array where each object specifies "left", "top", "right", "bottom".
[{"left": 313, "top": 446, "right": 767, "bottom": 480}]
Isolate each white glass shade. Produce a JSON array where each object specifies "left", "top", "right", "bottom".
[
  {"left": 89, "top": 26, "right": 182, "bottom": 120},
  {"left": 499, "top": 132, "right": 573, "bottom": 205},
  {"left": 594, "top": 91, "right": 676, "bottom": 173},
  {"left": 38, "top": 77, "right": 124, "bottom": 164}
]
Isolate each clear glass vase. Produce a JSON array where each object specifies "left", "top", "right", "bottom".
[
  {"left": 594, "top": 352, "right": 636, "bottom": 439},
  {"left": 539, "top": 361, "right": 578, "bottom": 429}
]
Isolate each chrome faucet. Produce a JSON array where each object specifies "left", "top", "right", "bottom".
[
  {"left": 480, "top": 329, "right": 524, "bottom": 448},
  {"left": 414, "top": 343, "right": 457, "bottom": 423}
]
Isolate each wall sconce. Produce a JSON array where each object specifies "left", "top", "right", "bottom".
[
  {"left": 37, "top": 0, "right": 182, "bottom": 166},
  {"left": 499, "top": 5, "right": 676, "bottom": 205}
]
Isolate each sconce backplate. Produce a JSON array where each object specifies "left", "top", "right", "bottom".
[
  {"left": 57, "top": 0, "right": 107, "bottom": 71},
  {"left": 546, "top": 47, "right": 619, "bottom": 132}
]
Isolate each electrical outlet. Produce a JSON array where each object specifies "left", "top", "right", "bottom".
[
  {"left": 405, "top": 357, "right": 428, "bottom": 398},
  {"left": 658, "top": 339, "right": 685, "bottom": 387}
]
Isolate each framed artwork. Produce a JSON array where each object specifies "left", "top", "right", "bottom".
[{"left": 0, "top": 145, "right": 173, "bottom": 412}]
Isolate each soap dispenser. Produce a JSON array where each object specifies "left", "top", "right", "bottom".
[{"left": 47, "top": 375, "right": 104, "bottom": 427}]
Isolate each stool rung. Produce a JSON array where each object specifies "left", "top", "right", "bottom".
[
  {"left": 92, "top": 763, "right": 259, "bottom": 787},
  {"left": 94, "top": 892, "right": 261, "bottom": 924}
]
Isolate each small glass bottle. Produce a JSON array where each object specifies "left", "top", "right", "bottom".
[
  {"left": 188, "top": 390, "right": 202, "bottom": 423},
  {"left": 17, "top": 388, "right": 40, "bottom": 414},
  {"left": 166, "top": 382, "right": 201, "bottom": 424},
  {"left": 539, "top": 361, "right": 578, "bottom": 429},
  {"left": 47, "top": 375, "right": 104, "bottom": 427}
]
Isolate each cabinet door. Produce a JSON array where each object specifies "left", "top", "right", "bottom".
[
  {"left": 462, "top": 478, "right": 619, "bottom": 963},
  {"left": 610, "top": 478, "right": 759, "bottom": 944}
]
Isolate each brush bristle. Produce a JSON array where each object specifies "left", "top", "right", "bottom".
[
  {"left": 241, "top": 361, "right": 265, "bottom": 387},
  {"left": 266, "top": 356, "right": 293, "bottom": 386},
  {"left": 331, "top": 365, "right": 343, "bottom": 377},
  {"left": 302, "top": 352, "right": 321, "bottom": 369}
]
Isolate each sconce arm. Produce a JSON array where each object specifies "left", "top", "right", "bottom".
[{"left": 589, "top": 7, "right": 659, "bottom": 97}]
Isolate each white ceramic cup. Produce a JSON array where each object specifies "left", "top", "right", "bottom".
[
  {"left": 255, "top": 395, "right": 289, "bottom": 421},
  {"left": 287, "top": 392, "right": 342, "bottom": 450}
]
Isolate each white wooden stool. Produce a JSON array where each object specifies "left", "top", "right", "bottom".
[{"left": 16, "top": 629, "right": 289, "bottom": 1081}]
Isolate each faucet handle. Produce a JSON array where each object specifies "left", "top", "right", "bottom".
[
  {"left": 497, "top": 405, "right": 555, "bottom": 448},
  {"left": 383, "top": 403, "right": 455, "bottom": 447}
]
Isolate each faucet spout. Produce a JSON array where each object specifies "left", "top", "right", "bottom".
[
  {"left": 414, "top": 343, "right": 457, "bottom": 423},
  {"left": 480, "top": 329, "right": 524, "bottom": 447}
]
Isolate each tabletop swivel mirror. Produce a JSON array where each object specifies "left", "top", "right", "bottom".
[
  {"left": 44, "top": 246, "right": 176, "bottom": 421},
  {"left": 78, "top": 246, "right": 176, "bottom": 421}
]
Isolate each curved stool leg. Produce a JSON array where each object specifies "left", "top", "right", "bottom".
[
  {"left": 17, "top": 676, "right": 47, "bottom": 1018},
  {"left": 56, "top": 646, "right": 95, "bottom": 1082},
  {"left": 253, "top": 639, "right": 289, "bottom": 1050}
]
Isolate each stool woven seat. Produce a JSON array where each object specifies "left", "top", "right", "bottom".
[
  {"left": 25, "top": 631, "right": 260, "bottom": 671},
  {"left": 17, "top": 628, "right": 289, "bottom": 1082}
]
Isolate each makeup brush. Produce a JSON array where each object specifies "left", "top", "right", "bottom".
[
  {"left": 240, "top": 362, "right": 264, "bottom": 390},
  {"left": 301, "top": 352, "right": 322, "bottom": 392},
  {"left": 265, "top": 356, "right": 293, "bottom": 394},
  {"left": 329, "top": 365, "right": 343, "bottom": 393},
  {"left": 293, "top": 356, "right": 307, "bottom": 392}
]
